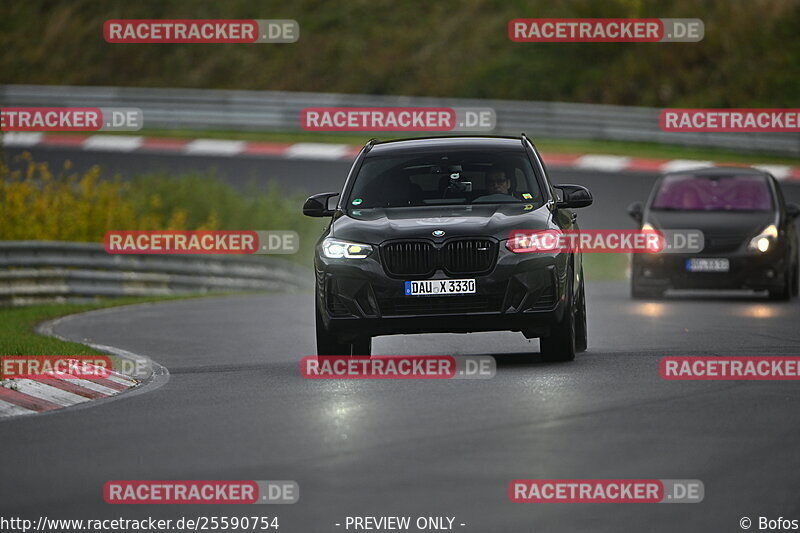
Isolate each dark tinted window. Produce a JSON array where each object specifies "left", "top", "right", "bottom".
[
  {"left": 348, "top": 150, "right": 543, "bottom": 209},
  {"left": 652, "top": 175, "right": 773, "bottom": 212}
]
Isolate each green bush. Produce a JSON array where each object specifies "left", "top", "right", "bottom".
[{"left": 0, "top": 154, "right": 326, "bottom": 264}]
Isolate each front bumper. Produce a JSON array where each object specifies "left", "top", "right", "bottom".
[
  {"left": 316, "top": 247, "right": 569, "bottom": 341},
  {"left": 631, "top": 250, "right": 788, "bottom": 291}
]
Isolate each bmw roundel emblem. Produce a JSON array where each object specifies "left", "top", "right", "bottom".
[{"left": 432, "top": 230, "right": 446, "bottom": 237}]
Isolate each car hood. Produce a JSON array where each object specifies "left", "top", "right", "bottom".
[
  {"left": 331, "top": 204, "right": 554, "bottom": 245},
  {"left": 646, "top": 209, "right": 775, "bottom": 236}
]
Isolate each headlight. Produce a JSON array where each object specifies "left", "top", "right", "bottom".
[
  {"left": 748, "top": 224, "right": 778, "bottom": 253},
  {"left": 321, "top": 238, "right": 373, "bottom": 259},
  {"left": 640, "top": 223, "right": 661, "bottom": 253}
]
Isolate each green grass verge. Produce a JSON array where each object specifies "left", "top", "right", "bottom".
[
  {"left": 0, "top": 295, "right": 212, "bottom": 356},
  {"left": 104, "top": 129, "right": 800, "bottom": 167},
  {"left": 0, "top": 296, "right": 204, "bottom": 383}
]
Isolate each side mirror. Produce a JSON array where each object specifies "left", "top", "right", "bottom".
[
  {"left": 787, "top": 203, "right": 800, "bottom": 220},
  {"left": 303, "top": 192, "right": 339, "bottom": 217},
  {"left": 554, "top": 184, "right": 593, "bottom": 209},
  {"left": 627, "top": 201, "right": 644, "bottom": 224}
]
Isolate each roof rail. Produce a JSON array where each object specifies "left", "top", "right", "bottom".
[
  {"left": 364, "top": 138, "right": 379, "bottom": 153},
  {"left": 520, "top": 133, "right": 530, "bottom": 147}
]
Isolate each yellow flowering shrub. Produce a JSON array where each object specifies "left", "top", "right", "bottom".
[{"left": 0, "top": 153, "right": 217, "bottom": 241}]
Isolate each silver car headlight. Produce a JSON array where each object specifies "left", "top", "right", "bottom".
[{"left": 321, "top": 238, "right": 373, "bottom": 259}]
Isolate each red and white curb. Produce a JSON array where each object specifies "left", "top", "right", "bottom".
[
  {"left": 0, "top": 364, "right": 138, "bottom": 418},
  {"left": 0, "top": 305, "right": 171, "bottom": 420},
  {"left": 2, "top": 132, "right": 799, "bottom": 180}
]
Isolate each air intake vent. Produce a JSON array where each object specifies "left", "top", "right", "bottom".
[
  {"left": 703, "top": 234, "right": 744, "bottom": 253},
  {"left": 381, "top": 241, "right": 436, "bottom": 277},
  {"left": 442, "top": 239, "right": 497, "bottom": 275},
  {"left": 378, "top": 296, "right": 502, "bottom": 316},
  {"left": 530, "top": 284, "right": 557, "bottom": 310},
  {"left": 380, "top": 239, "right": 498, "bottom": 278}
]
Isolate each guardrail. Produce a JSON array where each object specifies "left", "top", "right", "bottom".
[
  {"left": 0, "top": 241, "right": 312, "bottom": 305},
  {"left": 1, "top": 84, "right": 798, "bottom": 156}
]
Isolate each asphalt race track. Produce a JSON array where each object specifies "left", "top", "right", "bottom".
[{"left": 3, "top": 146, "right": 800, "bottom": 532}]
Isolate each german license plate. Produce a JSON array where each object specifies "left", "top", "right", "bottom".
[
  {"left": 685, "top": 258, "right": 730, "bottom": 272},
  {"left": 404, "top": 279, "right": 476, "bottom": 296}
]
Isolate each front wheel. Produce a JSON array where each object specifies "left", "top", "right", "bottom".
[
  {"left": 540, "top": 274, "right": 576, "bottom": 362},
  {"left": 316, "top": 301, "right": 372, "bottom": 355},
  {"left": 316, "top": 306, "right": 350, "bottom": 355},
  {"left": 351, "top": 337, "right": 372, "bottom": 356},
  {"left": 768, "top": 265, "right": 792, "bottom": 301},
  {"left": 575, "top": 271, "right": 588, "bottom": 353}
]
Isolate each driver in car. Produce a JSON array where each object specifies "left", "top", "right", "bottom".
[{"left": 486, "top": 168, "right": 512, "bottom": 196}]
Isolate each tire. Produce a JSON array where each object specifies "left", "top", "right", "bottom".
[
  {"left": 768, "top": 265, "right": 792, "bottom": 301},
  {"left": 792, "top": 260, "right": 799, "bottom": 298},
  {"left": 316, "top": 300, "right": 354, "bottom": 356},
  {"left": 351, "top": 337, "right": 372, "bottom": 356},
  {"left": 540, "top": 272, "right": 576, "bottom": 362},
  {"left": 574, "top": 271, "right": 588, "bottom": 353},
  {"left": 315, "top": 299, "right": 373, "bottom": 356}
]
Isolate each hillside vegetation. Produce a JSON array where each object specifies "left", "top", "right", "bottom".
[{"left": 2, "top": 0, "right": 798, "bottom": 107}]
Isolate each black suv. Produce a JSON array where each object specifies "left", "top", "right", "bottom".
[{"left": 303, "top": 135, "right": 593, "bottom": 361}]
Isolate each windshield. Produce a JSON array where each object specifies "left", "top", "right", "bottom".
[
  {"left": 347, "top": 150, "right": 544, "bottom": 209},
  {"left": 651, "top": 175, "right": 773, "bottom": 212}
]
